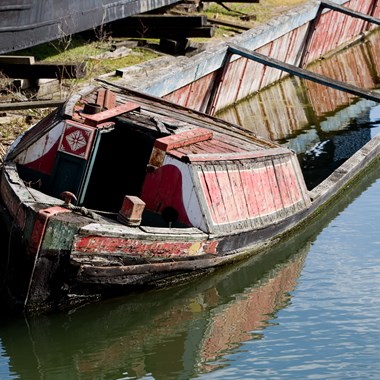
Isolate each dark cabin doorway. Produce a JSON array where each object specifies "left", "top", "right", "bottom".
[{"left": 82, "top": 118, "right": 159, "bottom": 213}]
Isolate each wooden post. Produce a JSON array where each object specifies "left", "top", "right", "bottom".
[
  {"left": 205, "top": 50, "right": 233, "bottom": 115},
  {"left": 298, "top": 5, "right": 323, "bottom": 68}
]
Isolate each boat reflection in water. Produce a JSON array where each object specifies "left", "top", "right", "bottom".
[
  {"left": 0, "top": 234, "right": 312, "bottom": 379},
  {"left": 1, "top": 155, "right": 379, "bottom": 380},
  {"left": 218, "top": 30, "right": 380, "bottom": 189}
]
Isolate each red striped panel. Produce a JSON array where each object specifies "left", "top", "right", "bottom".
[{"left": 198, "top": 162, "right": 304, "bottom": 226}]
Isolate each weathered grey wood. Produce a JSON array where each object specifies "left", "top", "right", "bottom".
[
  {"left": 79, "top": 255, "right": 230, "bottom": 277},
  {"left": 321, "top": 0, "right": 380, "bottom": 26},
  {"left": 0, "top": 56, "right": 35, "bottom": 64},
  {"left": 0, "top": 62, "right": 86, "bottom": 79},
  {"left": 111, "top": 15, "right": 214, "bottom": 38},
  {"left": 227, "top": 44, "right": 380, "bottom": 103},
  {"left": 112, "top": 26, "right": 215, "bottom": 39},
  {"left": 208, "top": 19, "right": 250, "bottom": 31},
  {"left": 129, "top": 15, "right": 208, "bottom": 27},
  {"left": 206, "top": 50, "right": 233, "bottom": 115},
  {"left": 0, "top": 100, "right": 65, "bottom": 111}
]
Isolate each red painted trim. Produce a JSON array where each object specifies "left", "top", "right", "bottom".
[
  {"left": 29, "top": 206, "right": 71, "bottom": 256},
  {"left": 83, "top": 101, "right": 140, "bottom": 126},
  {"left": 96, "top": 88, "right": 106, "bottom": 108},
  {"left": 185, "top": 147, "right": 290, "bottom": 162},
  {"left": 73, "top": 235, "right": 218, "bottom": 257},
  {"left": 154, "top": 128, "right": 213, "bottom": 151}
]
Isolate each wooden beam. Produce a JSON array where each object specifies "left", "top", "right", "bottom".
[
  {"left": 227, "top": 44, "right": 380, "bottom": 103},
  {"left": 83, "top": 101, "right": 140, "bottom": 127},
  {"left": 0, "top": 99, "right": 65, "bottom": 111},
  {"left": 206, "top": 50, "right": 233, "bottom": 115},
  {"left": 0, "top": 56, "right": 35, "bottom": 64},
  {"left": 111, "top": 25, "right": 215, "bottom": 39},
  {"left": 129, "top": 15, "right": 208, "bottom": 27},
  {"left": 208, "top": 18, "right": 250, "bottom": 31},
  {"left": 298, "top": 5, "right": 323, "bottom": 68},
  {"left": 0, "top": 62, "right": 86, "bottom": 79},
  {"left": 111, "top": 14, "right": 215, "bottom": 38},
  {"left": 321, "top": 0, "right": 380, "bottom": 26}
]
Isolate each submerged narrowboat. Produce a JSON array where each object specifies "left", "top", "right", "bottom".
[{"left": 1, "top": 83, "right": 380, "bottom": 314}]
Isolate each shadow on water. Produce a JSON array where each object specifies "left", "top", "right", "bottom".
[{"left": 1, "top": 158, "right": 379, "bottom": 379}]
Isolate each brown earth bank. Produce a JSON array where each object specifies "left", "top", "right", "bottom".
[{"left": 0, "top": 0, "right": 308, "bottom": 159}]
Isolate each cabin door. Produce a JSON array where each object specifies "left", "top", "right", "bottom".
[{"left": 49, "top": 121, "right": 101, "bottom": 204}]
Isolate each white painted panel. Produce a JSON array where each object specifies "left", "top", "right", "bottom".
[{"left": 15, "top": 121, "right": 64, "bottom": 164}]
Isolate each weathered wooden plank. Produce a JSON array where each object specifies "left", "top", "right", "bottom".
[
  {"left": 214, "top": 162, "right": 241, "bottom": 228},
  {"left": 263, "top": 160, "right": 283, "bottom": 214},
  {"left": 185, "top": 147, "right": 290, "bottom": 163},
  {"left": 112, "top": 25, "right": 215, "bottom": 38},
  {"left": 0, "top": 55, "right": 35, "bottom": 64},
  {"left": 128, "top": 15, "right": 208, "bottom": 27},
  {"left": 83, "top": 101, "right": 140, "bottom": 126},
  {"left": 227, "top": 44, "right": 380, "bottom": 103},
  {"left": 156, "top": 128, "right": 213, "bottom": 151},
  {"left": 321, "top": 0, "right": 380, "bottom": 26},
  {"left": 0, "top": 99, "right": 65, "bottom": 111},
  {"left": 240, "top": 162, "right": 262, "bottom": 226},
  {"left": 0, "top": 62, "right": 86, "bottom": 79},
  {"left": 198, "top": 164, "right": 228, "bottom": 226},
  {"left": 206, "top": 50, "right": 233, "bottom": 115},
  {"left": 226, "top": 162, "right": 250, "bottom": 229},
  {"left": 190, "top": 164, "right": 214, "bottom": 233}
]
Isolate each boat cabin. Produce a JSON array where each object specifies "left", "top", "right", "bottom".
[{"left": 8, "top": 88, "right": 311, "bottom": 236}]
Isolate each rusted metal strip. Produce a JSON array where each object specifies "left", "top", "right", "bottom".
[
  {"left": 321, "top": 0, "right": 380, "bottom": 25},
  {"left": 228, "top": 44, "right": 380, "bottom": 103}
]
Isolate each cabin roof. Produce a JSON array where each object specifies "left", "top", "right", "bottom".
[{"left": 67, "top": 85, "right": 282, "bottom": 157}]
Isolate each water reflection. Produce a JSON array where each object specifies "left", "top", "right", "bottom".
[
  {"left": 0, "top": 244, "right": 307, "bottom": 380},
  {"left": 1, "top": 159, "right": 379, "bottom": 380},
  {"left": 218, "top": 30, "right": 380, "bottom": 188}
]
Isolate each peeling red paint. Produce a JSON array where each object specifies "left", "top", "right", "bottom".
[
  {"left": 141, "top": 164, "right": 191, "bottom": 226},
  {"left": 73, "top": 235, "right": 218, "bottom": 257},
  {"left": 29, "top": 206, "right": 71, "bottom": 256}
]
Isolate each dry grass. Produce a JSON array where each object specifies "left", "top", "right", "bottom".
[
  {"left": 204, "top": 0, "right": 308, "bottom": 22},
  {"left": 192, "top": 0, "right": 309, "bottom": 39}
]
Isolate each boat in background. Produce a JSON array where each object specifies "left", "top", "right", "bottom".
[{"left": 1, "top": 83, "right": 380, "bottom": 314}]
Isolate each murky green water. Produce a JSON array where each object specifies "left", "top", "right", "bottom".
[{"left": 1, "top": 29, "right": 380, "bottom": 380}]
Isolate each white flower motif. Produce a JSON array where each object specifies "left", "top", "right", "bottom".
[{"left": 66, "top": 130, "right": 87, "bottom": 151}]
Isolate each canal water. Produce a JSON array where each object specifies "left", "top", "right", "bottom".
[{"left": 1, "top": 33, "right": 380, "bottom": 380}]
